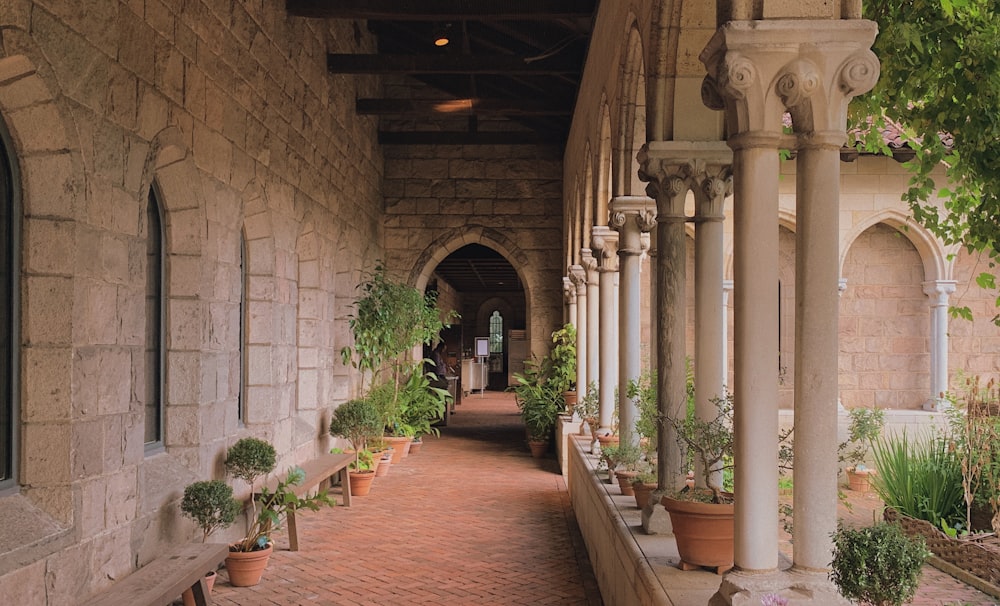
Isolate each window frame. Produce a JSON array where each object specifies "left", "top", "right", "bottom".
[
  {"left": 0, "top": 132, "right": 20, "bottom": 491},
  {"left": 143, "top": 187, "right": 166, "bottom": 453}
]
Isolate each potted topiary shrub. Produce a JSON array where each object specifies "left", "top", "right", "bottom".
[
  {"left": 839, "top": 407, "right": 885, "bottom": 493},
  {"left": 660, "top": 392, "right": 735, "bottom": 573},
  {"left": 179, "top": 480, "right": 240, "bottom": 605},
  {"left": 329, "top": 397, "right": 383, "bottom": 496},
  {"left": 224, "top": 437, "right": 335, "bottom": 586},
  {"left": 575, "top": 382, "right": 601, "bottom": 453},
  {"left": 830, "top": 521, "right": 930, "bottom": 606}
]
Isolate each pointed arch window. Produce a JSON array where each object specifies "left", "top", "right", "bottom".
[
  {"left": 144, "top": 189, "right": 165, "bottom": 450},
  {"left": 489, "top": 310, "right": 503, "bottom": 354},
  {"left": 0, "top": 138, "right": 18, "bottom": 487}
]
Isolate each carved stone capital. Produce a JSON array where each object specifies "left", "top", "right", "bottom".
[
  {"left": 580, "top": 249, "right": 599, "bottom": 281},
  {"left": 590, "top": 226, "right": 619, "bottom": 272},
  {"left": 638, "top": 142, "right": 732, "bottom": 218},
  {"left": 563, "top": 277, "right": 576, "bottom": 304},
  {"left": 701, "top": 20, "right": 879, "bottom": 137},
  {"left": 569, "top": 264, "right": 588, "bottom": 294}
]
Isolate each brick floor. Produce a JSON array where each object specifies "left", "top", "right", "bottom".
[
  {"left": 210, "top": 392, "right": 997, "bottom": 605},
  {"left": 211, "top": 391, "right": 603, "bottom": 606}
]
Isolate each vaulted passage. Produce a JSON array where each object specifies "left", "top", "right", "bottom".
[{"left": 211, "top": 392, "right": 602, "bottom": 606}]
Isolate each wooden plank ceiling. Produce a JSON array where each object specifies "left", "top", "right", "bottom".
[{"left": 286, "top": 0, "right": 598, "bottom": 147}]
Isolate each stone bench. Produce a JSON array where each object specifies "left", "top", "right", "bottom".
[
  {"left": 78, "top": 542, "right": 228, "bottom": 606},
  {"left": 258, "top": 452, "right": 354, "bottom": 551}
]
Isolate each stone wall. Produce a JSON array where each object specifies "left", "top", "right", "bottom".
[
  {"left": 382, "top": 143, "right": 565, "bottom": 360},
  {"left": 0, "top": 2, "right": 383, "bottom": 602}
]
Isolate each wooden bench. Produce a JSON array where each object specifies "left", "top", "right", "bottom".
[
  {"left": 259, "top": 452, "right": 354, "bottom": 551},
  {"left": 78, "top": 542, "right": 228, "bottom": 606}
]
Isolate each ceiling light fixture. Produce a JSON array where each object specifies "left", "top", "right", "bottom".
[{"left": 433, "top": 23, "right": 452, "bottom": 47}]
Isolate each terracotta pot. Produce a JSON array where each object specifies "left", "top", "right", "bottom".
[
  {"left": 225, "top": 542, "right": 273, "bottom": 587},
  {"left": 408, "top": 438, "right": 423, "bottom": 455},
  {"left": 596, "top": 434, "right": 619, "bottom": 448},
  {"left": 563, "top": 390, "right": 578, "bottom": 414},
  {"left": 615, "top": 470, "right": 639, "bottom": 496},
  {"left": 632, "top": 481, "right": 658, "bottom": 510},
  {"left": 847, "top": 468, "right": 876, "bottom": 493},
  {"left": 182, "top": 570, "right": 217, "bottom": 606},
  {"left": 384, "top": 436, "right": 411, "bottom": 463},
  {"left": 661, "top": 496, "right": 734, "bottom": 574},
  {"left": 374, "top": 457, "right": 391, "bottom": 477},
  {"left": 349, "top": 470, "right": 376, "bottom": 496},
  {"left": 528, "top": 439, "right": 548, "bottom": 458}
]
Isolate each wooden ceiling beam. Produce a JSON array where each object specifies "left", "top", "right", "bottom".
[
  {"left": 286, "top": 0, "right": 596, "bottom": 21},
  {"left": 357, "top": 98, "right": 571, "bottom": 116},
  {"left": 377, "top": 131, "right": 556, "bottom": 145},
  {"left": 328, "top": 53, "right": 580, "bottom": 75}
]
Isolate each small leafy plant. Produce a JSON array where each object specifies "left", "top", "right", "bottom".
[
  {"left": 180, "top": 480, "right": 240, "bottom": 542},
  {"left": 839, "top": 407, "right": 885, "bottom": 472},
  {"left": 830, "top": 522, "right": 930, "bottom": 606},
  {"left": 665, "top": 392, "right": 734, "bottom": 504}
]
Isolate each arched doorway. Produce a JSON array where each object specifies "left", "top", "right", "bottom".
[{"left": 429, "top": 244, "right": 527, "bottom": 392}]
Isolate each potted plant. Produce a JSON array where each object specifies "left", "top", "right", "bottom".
[
  {"left": 631, "top": 467, "right": 658, "bottom": 510},
  {"left": 548, "top": 323, "right": 577, "bottom": 412},
  {"left": 830, "top": 521, "right": 930, "bottom": 606},
  {"left": 340, "top": 264, "right": 457, "bottom": 459},
  {"left": 398, "top": 362, "right": 450, "bottom": 445},
  {"left": 179, "top": 480, "right": 240, "bottom": 605},
  {"left": 511, "top": 357, "right": 562, "bottom": 457},
  {"left": 839, "top": 407, "right": 885, "bottom": 493},
  {"left": 575, "top": 382, "right": 600, "bottom": 453},
  {"left": 329, "top": 398, "right": 383, "bottom": 496},
  {"left": 224, "top": 437, "right": 335, "bottom": 586},
  {"left": 660, "top": 392, "right": 736, "bottom": 573},
  {"left": 607, "top": 440, "right": 642, "bottom": 496}
]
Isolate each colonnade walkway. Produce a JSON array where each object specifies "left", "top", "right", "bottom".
[{"left": 211, "top": 391, "right": 996, "bottom": 605}]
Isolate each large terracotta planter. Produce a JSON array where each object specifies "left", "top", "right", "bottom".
[
  {"left": 408, "top": 438, "right": 423, "bottom": 454},
  {"left": 374, "top": 454, "right": 392, "bottom": 477},
  {"left": 384, "top": 436, "right": 411, "bottom": 463},
  {"left": 225, "top": 542, "right": 273, "bottom": 587},
  {"left": 847, "top": 468, "right": 876, "bottom": 493},
  {"left": 632, "top": 480, "right": 658, "bottom": 510},
  {"left": 349, "top": 470, "right": 376, "bottom": 496},
  {"left": 563, "top": 390, "right": 578, "bottom": 414},
  {"left": 615, "top": 470, "right": 638, "bottom": 496},
  {"left": 661, "top": 496, "right": 734, "bottom": 574},
  {"left": 528, "top": 439, "right": 548, "bottom": 458}
]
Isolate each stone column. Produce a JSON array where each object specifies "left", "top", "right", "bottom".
[
  {"left": 647, "top": 230, "right": 658, "bottom": 373},
  {"left": 702, "top": 18, "right": 878, "bottom": 602},
  {"left": 923, "top": 280, "right": 956, "bottom": 411},
  {"left": 591, "top": 227, "right": 619, "bottom": 434},
  {"left": 610, "top": 197, "right": 657, "bottom": 449},
  {"left": 581, "top": 249, "right": 600, "bottom": 397},
  {"left": 693, "top": 157, "right": 733, "bottom": 488},
  {"left": 570, "top": 265, "right": 589, "bottom": 395}
]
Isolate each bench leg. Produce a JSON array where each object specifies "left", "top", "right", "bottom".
[
  {"left": 287, "top": 510, "right": 299, "bottom": 551},
  {"left": 192, "top": 576, "right": 212, "bottom": 606},
  {"left": 340, "top": 467, "right": 352, "bottom": 507}
]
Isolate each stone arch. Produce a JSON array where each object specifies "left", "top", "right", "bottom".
[
  {"left": 410, "top": 225, "right": 535, "bottom": 344},
  {"left": 840, "top": 208, "right": 948, "bottom": 283},
  {"left": 840, "top": 220, "right": 929, "bottom": 409},
  {"left": 596, "top": 98, "right": 613, "bottom": 213},
  {"left": 583, "top": 143, "right": 596, "bottom": 234},
  {"left": 617, "top": 21, "right": 647, "bottom": 196},
  {"left": 0, "top": 55, "right": 80, "bottom": 526}
]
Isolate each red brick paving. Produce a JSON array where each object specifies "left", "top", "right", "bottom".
[
  {"left": 211, "top": 391, "right": 602, "bottom": 606},
  {"left": 210, "top": 392, "right": 997, "bottom": 605}
]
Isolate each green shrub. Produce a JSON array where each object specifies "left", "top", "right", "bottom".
[
  {"left": 870, "top": 430, "right": 964, "bottom": 528},
  {"left": 830, "top": 522, "right": 930, "bottom": 606}
]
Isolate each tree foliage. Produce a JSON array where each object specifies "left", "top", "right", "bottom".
[{"left": 855, "top": 0, "right": 1000, "bottom": 317}]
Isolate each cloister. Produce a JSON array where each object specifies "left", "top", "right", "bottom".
[{"left": 0, "top": 1, "right": 997, "bottom": 604}]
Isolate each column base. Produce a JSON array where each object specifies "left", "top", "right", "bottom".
[
  {"left": 923, "top": 397, "right": 950, "bottom": 412},
  {"left": 641, "top": 489, "right": 674, "bottom": 535},
  {"left": 710, "top": 569, "right": 850, "bottom": 605}
]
